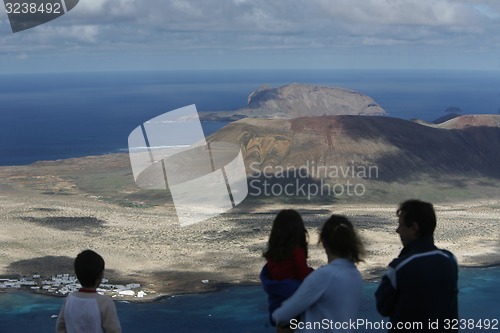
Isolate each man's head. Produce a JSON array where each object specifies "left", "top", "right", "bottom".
[
  {"left": 74, "top": 249, "right": 105, "bottom": 288},
  {"left": 396, "top": 199, "right": 436, "bottom": 246}
]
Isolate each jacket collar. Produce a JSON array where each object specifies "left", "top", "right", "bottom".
[{"left": 400, "top": 234, "right": 436, "bottom": 257}]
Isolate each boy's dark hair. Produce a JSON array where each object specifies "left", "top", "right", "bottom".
[
  {"left": 263, "top": 209, "right": 308, "bottom": 262},
  {"left": 320, "top": 215, "right": 364, "bottom": 263},
  {"left": 397, "top": 199, "right": 436, "bottom": 237},
  {"left": 74, "top": 249, "right": 105, "bottom": 288}
]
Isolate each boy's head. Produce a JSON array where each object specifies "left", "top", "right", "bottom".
[{"left": 74, "top": 249, "right": 105, "bottom": 288}]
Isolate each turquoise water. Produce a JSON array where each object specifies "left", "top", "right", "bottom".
[{"left": 0, "top": 267, "right": 498, "bottom": 332}]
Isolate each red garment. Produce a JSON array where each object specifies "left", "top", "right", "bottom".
[{"left": 267, "top": 247, "right": 312, "bottom": 281}]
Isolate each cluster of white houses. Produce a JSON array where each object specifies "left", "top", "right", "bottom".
[{"left": 0, "top": 274, "right": 148, "bottom": 298}]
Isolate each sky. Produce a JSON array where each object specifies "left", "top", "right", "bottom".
[{"left": 0, "top": 0, "right": 500, "bottom": 73}]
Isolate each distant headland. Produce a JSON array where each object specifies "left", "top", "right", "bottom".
[{"left": 200, "top": 83, "right": 386, "bottom": 121}]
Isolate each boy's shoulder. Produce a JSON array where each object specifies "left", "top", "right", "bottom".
[{"left": 66, "top": 291, "right": 115, "bottom": 305}]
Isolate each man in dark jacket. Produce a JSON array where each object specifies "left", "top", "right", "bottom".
[{"left": 375, "top": 199, "right": 458, "bottom": 332}]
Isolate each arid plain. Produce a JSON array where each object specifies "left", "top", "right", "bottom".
[{"left": 0, "top": 153, "right": 498, "bottom": 299}]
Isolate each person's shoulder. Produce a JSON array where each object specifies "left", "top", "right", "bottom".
[
  {"left": 310, "top": 260, "right": 348, "bottom": 276},
  {"left": 439, "top": 248, "right": 456, "bottom": 258},
  {"left": 307, "top": 260, "right": 361, "bottom": 285},
  {"left": 67, "top": 291, "right": 88, "bottom": 299},
  {"left": 388, "top": 255, "right": 406, "bottom": 268},
  {"left": 302, "top": 263, "right": 329, "bottom": 280},
  {"left": 437, "top": 248, "right": 459, "bottom": 266},
  {"left": 389, "top": 247, "right": 457, "bottom": 271},
  {"left": 388, "top": 247, "right": 426, "bottom": 269},
  {"left": 296, "top": 265, "right": 330, "bottom": 290},
  {"left": 78, "top": 292, "right": 113, "bottom": 306},
  {"left": 95, "top": 293, "right": 114, "bottom": 302}
]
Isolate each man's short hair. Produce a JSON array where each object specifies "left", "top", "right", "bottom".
[
  {"left": 397, "top": 199, "right": 436, "bottom": 236},
  {"left": 74, "top": 249, "right": 104, "bottom": 288}
]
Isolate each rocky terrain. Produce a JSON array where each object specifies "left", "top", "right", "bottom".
[
  {"left": 200, "top": 83, "right": 386, "bottom": 121},
  {"left": 0, "top": 172, "right": 498, "bottom": 298}
]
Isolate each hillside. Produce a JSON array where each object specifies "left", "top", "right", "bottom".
[
  {"left": 437, "top": 114, "right": 500, "bottom": 129},
  {"left": 208, "top": 114, "right": 500, "bottom": 202}
]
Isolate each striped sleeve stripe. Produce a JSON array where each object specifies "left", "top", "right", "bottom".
[{"left": 385, "top": 250, "right": 453, "bottom": 289}]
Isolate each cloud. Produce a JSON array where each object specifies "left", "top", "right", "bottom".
[
  {"left": 74, "top": 0, "right": 109, "bottom": 14},
  {"left": 63, "top": 0, "right": 499, "bottom": 47},
  {"left": 317, "top": 0, "right": 478, "bottom": 27},
  {"left": 1, "top": 0, "right": 499, "bottom": 71},
  {"left": 6, "top": 0, "right": 499, "bottom": 45},
  {"left": 16, "top": 53, "right": 28, "bottom": 60},
  {"left": 62, "top": 25, "right": 101, "bottom": 43}
]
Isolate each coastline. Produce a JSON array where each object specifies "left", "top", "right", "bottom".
[
  {"left": 0, "top": 153, "right": 498, "bottom": 304},
  {"left": 2, "top": 264, "right": 500, "bottom": 304}
]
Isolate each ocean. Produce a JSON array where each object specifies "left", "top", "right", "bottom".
[
  {"left": 0, "top": 267, "right": 498, "bottom": 333},
  {"left": 0, "top": 69, "right": 499, "bottom": 165}
]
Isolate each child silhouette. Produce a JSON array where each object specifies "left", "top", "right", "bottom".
[{"left": 260, "top": 210, "right": 313, "bottom": 330}]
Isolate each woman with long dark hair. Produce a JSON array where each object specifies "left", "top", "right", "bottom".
[{"left": 272, "top": 215, "right": 365, "bottom": 332}]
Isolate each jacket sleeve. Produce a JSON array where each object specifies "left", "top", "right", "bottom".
[
  {"left": 272, "top": 269, "right": 325, "bottom": 326},
  {"left": 375, "top": 266, "right": 397, "bottom": 317}
]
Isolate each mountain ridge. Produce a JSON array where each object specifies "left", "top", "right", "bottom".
[{"left": 208, "top": 114, "right": 500, "bottom": 183}]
